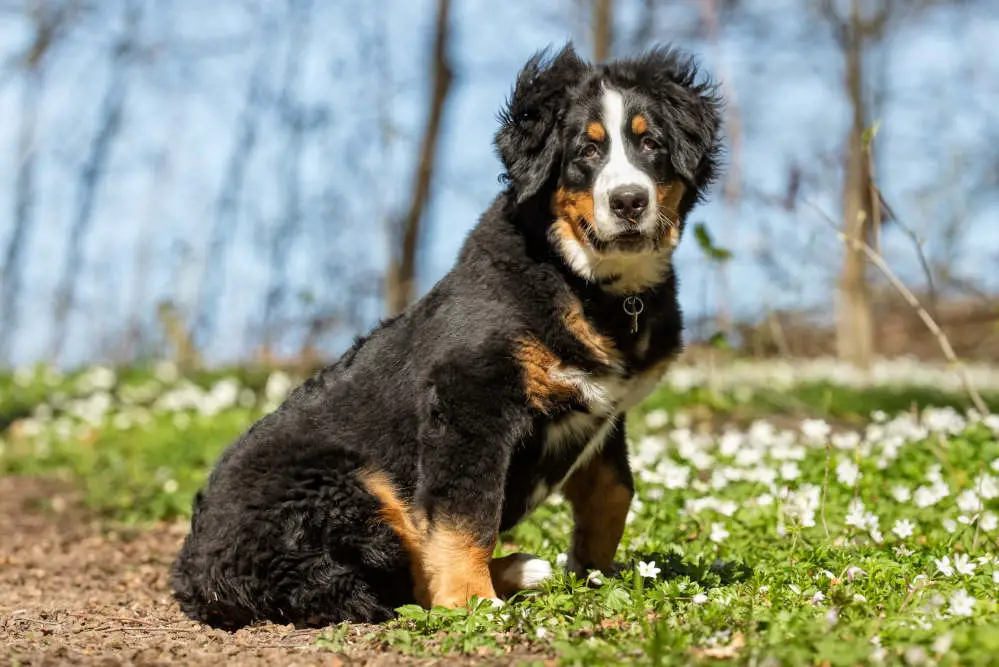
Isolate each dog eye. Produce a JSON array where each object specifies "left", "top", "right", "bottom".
[
  {"left": 640, "top": 136, "right": 659, "bottom": 152},
  {"left": 581, "top": 144, "right": 599, "bottom": 159}
]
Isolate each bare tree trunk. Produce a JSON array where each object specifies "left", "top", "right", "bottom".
[
  {"left": 0, "top": 63, "right": 40, "bottom": 364},
  {"left": 261, "top": 0, "right": 312, "bottom": 353},
  {"left": 592, "top": 0, "right": 613, "bottom": 62},
  {"left": 49, "top": 0, "right": 142, "bottom": 363},
  {"left": 834, "top": 0, "right": 876, "bottom": 368},
  {"left": 385, "top": 0, "right": 453, "bottom": 316},
  {"left": 699, "top": 0, "right": 740, "bottom": 336},
  {"left": 194, "top": 19, "right": 273, "bottom": 348}
]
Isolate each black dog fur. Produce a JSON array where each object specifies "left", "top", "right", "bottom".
[{"left": 171, "top": 43, "right": 723, "bottom": 629}]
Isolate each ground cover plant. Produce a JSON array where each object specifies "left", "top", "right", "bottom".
[{"left": 3, "top": 359, "right": 999, "bottom": 665}]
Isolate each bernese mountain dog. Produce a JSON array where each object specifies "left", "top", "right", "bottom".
[{"left": 171, "top": 42, "right": 723, "bottom": 629}]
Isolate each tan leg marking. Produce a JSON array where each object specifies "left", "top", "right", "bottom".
[
  {"left": 361, "top": 470, "right": 498, "bottom": 608},
  {"left": 422, "top": 525, "right": 497, "bottom": 608},
  {"left": 562, "top": 458, "right": 633, "bottom": 573},
  {"left": 359, "top": 469, "right": 430, "bottom": 606}
]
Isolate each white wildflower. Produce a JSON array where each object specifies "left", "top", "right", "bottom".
[
  {"left": 953, "top": 553, "right": 976, "bottom": 576},
  {"left": 780, "top": 461, "right": 801, "bottom": 481},
  {"left": 644, "top": 409, "right": 669, "bottom": 430},
  {"left": 976, "top": 474, "right": 999, "bottom": 500},
  {"left": 853, "top": 593, "right": 868, "bottom": 603},
  {"left": 943, "top": 518, "right": 958, "bottom": 533},
  {"left": 913, "top": 485, "right": 937, "bottom": 508},
  {"left": 692, "top": 593, "right": 708, "bottom": 604},
  {"left": 845, "top": 499, "right": 867, "bottom": 529},
  {"left": 801, "top": 419, "right": 831, "bottom": 443},
  {"left": 935, "top": 556, "right": 954, "bottom": 577},
  {"left": 637, "top": 561, "right": 661, "bottom": 579},
  {"left": 957, "top": 490, "right": 983, "bottom": 514},
  {"left": 947, "top": 589, "right": 975, "bottom": 617},
  {"left": 892, "top": 519, "right": 916, "bottom": 539},
  {"left": 709, "top": 522, "right": 729, "bottom": 544},
  {"left": 891, "top": 486, "right": 912, "bottom": 503},
  {"left": 846, "top": 566, "right": 866, "bottom": 582},
  {"left": 836, "top": 459, "right": 860, "bottom": 487},
  {"left": 981, "top": 512, "right": 998, "bottom": 532},
  {"left": 904, "top": 646, "right": 928, "bottom": 666},
  {"left": 587, "top": 570, "right": 603, "bottom": 586},
  {"left": 831, "top": 431, "right": 860, "bottom": 450},
  {"left": 535, "top": 627, "right": 548, "bottom": 639},
  {"left": 932, "top": 633, "right": 953, "bottom": 655},
  {"left": 555, "top": 553, "right": 569, "bottom": 568}
]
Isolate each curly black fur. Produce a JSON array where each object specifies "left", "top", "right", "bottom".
[{"left": 171, "top": 42, "right": 723, "bottom": 630}]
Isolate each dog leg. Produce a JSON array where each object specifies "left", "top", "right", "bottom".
[
  {"left": 420, "top": 521, "right": 500, "bottom": 608},
  {"left": 561, "top": 419, "right": 634, "bottom": 576}
]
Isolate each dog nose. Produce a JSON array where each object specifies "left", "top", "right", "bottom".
[{"left": 609, "top": 186, "right": 649, "bottom": 221}]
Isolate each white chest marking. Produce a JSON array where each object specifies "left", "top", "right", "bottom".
[{"left": 525, "top": 362, "right": 671, "bottom": 511}]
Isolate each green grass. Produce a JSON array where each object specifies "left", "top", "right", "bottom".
[{"left": 3, "top": 362, "right": 999, "bottom": 664}]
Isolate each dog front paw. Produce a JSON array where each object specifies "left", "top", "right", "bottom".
[{"left": 490, "top": 553, "right": 554, "bottom": 597}]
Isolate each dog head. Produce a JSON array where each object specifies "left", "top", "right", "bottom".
[{"left": 495, "top": 45, "right": 723, "bottom": 293}]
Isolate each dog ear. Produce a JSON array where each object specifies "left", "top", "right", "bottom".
[
  {"left": 638, "top": 47, "right": 724, "bottom": 196},
  {"left": 494, "top": 44, "right": 589, "bottom": 204}
]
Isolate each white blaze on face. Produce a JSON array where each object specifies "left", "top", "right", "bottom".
[{"left": 592, "top": 87, "right": 658, "bottom": 239}]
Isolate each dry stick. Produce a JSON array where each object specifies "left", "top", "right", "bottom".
[
  {"left": 820, "top": 440, "right": 831, "bottom": 539},
  {"left": 805, "top": 201, "right": 991, "bottom": 417}
]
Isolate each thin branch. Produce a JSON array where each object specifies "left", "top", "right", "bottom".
[
  {"left": 385, "top": 0, "right": 453, "bottom": 316},
  {"left": 48, "top": 0, "right": 142, "bottom": 362},
  {"left": 806, "top": 200, "right": 990, "bottom": 416}
]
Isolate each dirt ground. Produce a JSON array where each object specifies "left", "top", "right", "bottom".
[{"left": 0, "top": 477, "right": 545, "bottom": 666}]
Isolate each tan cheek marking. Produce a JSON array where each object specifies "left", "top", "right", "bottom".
[
  {"left": 563, "top": 298, "right": 620, "bottom": 370},
  {"left": 656, "top": 181, "right": 687, "bottom": 245},
  {"left": 586, "top": 121, "right": 606, "bottom": 142},
  {"left": 552, "top": 187, "right": 595, "bottom": 249},
  {"left": 421, "top": 525, "right": 496, "bottom": 608},
  {"left": 514, "top": 336, "right": 582, "bottom": 414},
  {"left": 562, "top": 458, "right": 633, "bottom": 572},
  {"left": 631, "top": 114, "right": 648, "bottom": 135},
  {"left": 553, "top": 186, "right": 595, "bottom": 225}
]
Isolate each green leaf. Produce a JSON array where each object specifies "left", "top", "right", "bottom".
[
  {"left": 862, "top": 120, "right": 881, "bottom": 149},
  {"left": 693, "top": 222, "right": 733, "bottom": 262}
]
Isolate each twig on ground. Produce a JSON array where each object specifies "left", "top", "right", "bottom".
[{"left": 805, "top": 200, "right": 990, "bottom": 416}]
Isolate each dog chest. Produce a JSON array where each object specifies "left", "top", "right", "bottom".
[{"left": 523, "top": 361, "right": 669, "bottom": 511}]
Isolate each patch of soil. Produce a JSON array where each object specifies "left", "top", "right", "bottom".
[{"left": 0, "top": 477, "right": 545, "bottom": 666}]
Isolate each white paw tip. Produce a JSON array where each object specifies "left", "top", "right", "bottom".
[{"left": 512, "top": 558, "right": 554, "bottom": 589}]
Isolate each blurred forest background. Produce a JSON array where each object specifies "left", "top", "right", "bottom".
[{"left": 0, "top": 0, "right": 997, "bottom": 372}]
